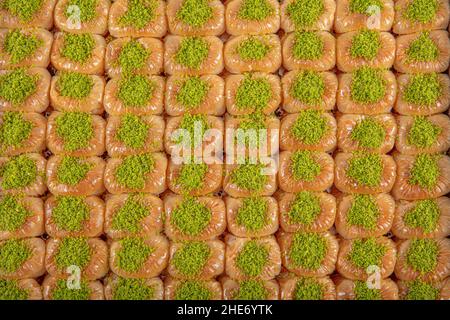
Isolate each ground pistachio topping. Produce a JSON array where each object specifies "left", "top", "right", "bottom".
[
  {"left": 230, "top": 160, "right": 267, "bottom": 192},
  {"left": 4, "top": 29, "right": 42, "bottom": 64},
  {"left": 235, "top": 112, "right": 266, "bottom": 148},
  {"left": 177, "top": 160, "right": 208, "bottom": 192},
  {"left": 406, "top": 32, "right": 439, "bottom": 62},
  {"left": 347, "top": 238, "right": 386, "bottom": 269},
  {"left": 347, "top": 194, "right": 380, "bottom": 230},
  {"left": 234, "top": 280, "right": 268, "bottom": 300},
  {"left": 118, "top": 40, "right": 149, "bottom": 74},
  {"left": 0, "top": 111, "right": 33, "bottom": 149},
  {"left": 52, "top": 279, "right": 90, "bottom": 300},
  {"left": 349, "top": 0, "right": 383, "bottom": 15},
  {"left": 116, "top": 237, "right": 154, "bottom": 273},
  {"left": 354, "top": 280, "right": 381, "bottom": 300},
  {"left": 176, "top": 0, "right": 213, "bottom": 27},
  {"left": 291, "top": 109, "right": 328, "bottom": 145},
  {"left": 115, "top": 153, "right": 155, "bottom": 189},
  {"left": 57, "top": 72, "right": 94, "bottom": 99},
  {"left": 238, "top": 0, "right": 274, "bottom": 21},
  {"left": 346, "top": 152, "right": 383, "bottom": 187},
  {"left": 0, "top": 68, "right": 37, "bottom": 105},
  {"left": 291, "top": 150, "right": 321, "bottom": 182},
  {"left": 294, "top": 277, "right": 324, "bottom": 300},
  {"left": 1, "top": 0, "right": 43, "bottom": 22},
  {"left": 403, "top": 73, "right": 441, "bottom": 106},
  {"left": 288, "top": 191, "right": 321, "bottom": 225},
  {"left": 172, "top": 241, "right": 211, "bottom": 277},
  {"left": 65, "top": 0, "right": 98, "bottom": 22},
  {"left": 0, "top": 154, "right": 37, "bottom": 190},
  {"left": 55, "top": 237, "right": 91, "bottom": 270},
  {"left": 286, "top": 0, "right": 324, "bottom": 29},
  {"left": 0, "top": 239, "right": 31, "bottom": 273},
  {"left": 350, "top": 29, "right": 380, "bottom": 60},
  {"left": 61, "top": 33, "right": 95, "bottom": 64},
  {"left": 236, "top": 37, "right": 270, "bottom": 61},
  {"left": 55, "top": 112, "right": 94, "bottom": 152},
  {"left": 175, "top": 280, "right": 212, "bottom": 300},
  {"left": 351, "top": 117, "right": 385, "bottom": 149},
  {"left": 57, "top": 156, "right": 91, "bottom": 186},
  {"left": 351, "top": 67, "right": 386, "bottom": 104},
  {"left": 175, "top": 37, "right": 209, "bottom": 69},
  {"left": 176, "top": 76, "right": 209, "bottom": 110},
  {"left": 119, "top": 0, "right": 158, "bottom": 29},
  {"left": 292, "top": 31, "right": 324, "bottom": 60},
  {"left": 404, "top": 280, "right": 439, "bottom": 300},
  {"left": 404, "top": 199, "right": 440, "bottom": 234},
  {"left": 236, "top": 240, "right": 269, "bottom": 277},
  {"left": 118, "top": 74, "right": 155, "bottom": 108},
  {"left": 0, "top": 195, "right": 31, "bottom": 232},
  {"left": 171, "top": 196, "right": 211, "bottom": 236},
  {"left": 289, "top": 232, "right": 327, "bottom": 270},
  {"left": 52, "top": 196, "right": 89, "bottom": 232},
  {"left": 112, "top": 195, "right": 149, "bottom": 233},
  {"left": 235, "top": 75, "right": 272, "bottom": 111},
  {"left": 0, "top": 279, "right": 28, "bottom": 300},
  {"left": 116, "top": 113, "right": 150, "bottom": 149},
  {"left": 173, "top": 113, "right": 209, "bottom": 148},
  {"left": 406, "top": 239, "right": 438, "bottom": 274},
  {"left": 113, "top": 277, "right": 155, "bottom": 300},
  {"left": 236, "top": 197, "right": 268, "bottom": 231},
  {"left": 291, "top": 70, "right": 325, "bottom": 106},
  {"left": 409, "top": 153, "right": 440, "bottom": 189},
  {"left": 404, "top": 0, "right": 439, "bottom": 24},
  {"left": 407, "top": 116, "right": 442, "bottom": 148}
]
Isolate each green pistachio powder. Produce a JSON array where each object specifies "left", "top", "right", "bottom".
[
  {"left": 64, "top": 0, "right": 97, "bottom": 23},
  {"left": 351, "top": 67, "right": 386, "bottom": 104},
  {"left": 116, "top": 237, "right": 154, "bottom": 273},
  {"left": 292, "top": 32, "right": 323, "bottom": 61},
  {"left": 172, "top": 241, "right": 211, "bottom": 277},
  {"left": 170, "top": 197, "right": 212, "bottom": 236},
  {"left": 291, "top": 150, "right": 321, "bottom": 182},
  {"left": 409, "top": 153, "right": 440, "bottom": 189},
  {"left": 403, "top": 73, "right": 442, "bottom": 107},
  {"left": 234, "top": 280, "right": 268, "bottom": 300},
  {"left": 55, "top": 112, "right": 94, "bottom": 152},
  {"left": 404, "top": 280, "right": 439, "bottom": 300},
  {"left": 346, "top": 153, "right": 383, "bottom": 187},
  {"left": 0, "top": 195, "right": 31, "bottom": 232},
  {"left": 235, "top": 75, "right": 272, "bottom": 111},
  {"left": 291, "top": 109, "right": 328, "bottom": 145},
  {"left": 0, "top": 279, "right": 29, "bottom": 300},
  {"left": 289, "top": 232, "right": 327, "bottom": 270},
  {"left": 404, "top": 0, "right": 439, "bottom": 23},
  {"left": 176, "top": 0, "right": 213, "bottom": 27},
  {"left": 119, "top": 0, "right": 158, "bottom": 29},
  {"left": 236, "top": 197, "right": 268, "bottom": 231},
  {"left": 350, "top": 117, "right": 385, "bottom": 149},
  {"left": 347, "top": 194, "right": 380, "bottom": 230},
  {"left": 235, "top": 112, "right": 266, "bottom": 148},
  {"left": 176, "top": 76, "right": 209, "bottom": 110},
  {"left": 52, "top": 196, "right": 89, "bottom": 232},
  {"left": 115, "top": 153, "right": 155, "bottom": 189},
  {"left": 291, "top": 71, "right": 325, "bottom": 106},
  {"left": 113, "top": 277, "right": 155, "bottom": 300},
  {"left": 112, "top": 196, "right": 149, "bottom": 233},
  {"left": 294, "top": 277, "right": 324, "bottom": 300},
  {"left": 354, "top": 280, "right": 381, "bottom": 300},
  {"left": 57, "top": 156, "right": 91, "bottom": 186},
  {"left": 116, "top": 113, "right": 150, "bottom": 149},
  {"left": 404, "top": 199, "right": 440, "bottom": 234},
  {"left": 118, "top": 40, "right": 149, "bottom": 74},
  {"left": 238, "top": 0, "right": 274, "bottom": 21},
  {"left": 236, "top": 240, "right": 269, "bottom": 277},
  {"left": 0, "top": 239, "right": 31, "bottom": 273},
  {"left": 118, "top": 75, "right": 155, "bottom": 108},
  {"left": 406, "top": 239, "right": 439, "bottom": 274},
  {"left": 287, "top": 191, "right": 321, "bottom": 225},
  {"left": 349, "top": 0, "right": 383, "bottom": 15},
  {"left": 175, "top": 37, "right": 210, "bottom": 69},
  {"left": 1, "top": 0, "right": 44, "bottom": 22},
  {"left": 4, "top": 29, "right": 42, "bottom": 64},
  {"left": 0, "top": 111, "right": 33, "bottom": 149},
  {"left": 173, "top": 113, "right": 209, "bottom": 148},
  {"left": 55, "top": 237, "right": 91, "bottom": 270},
  {"left": 57, "top": 72, "right": 94, "bottom": 99},
  {"left": 0, "top": 68, "right": 38, "bottom": 105},
  {"left": 230, "top": 161, "right": 267, "bottom": 192},
  {"left": 0, "top": 154, "right": 37, "bottom": 190},
  {"left": 406, "top": 32, "right": 439, "bottom": 62},
  {"left": 176, "top": 161, "right": 208, "bottom": 192},
  {"left": 175, "top": 280, "right": 212, "bottom": 300},
  {"left": 61, "top": 33, "right": 95, "bottom": 64},
  {"left": 236, "top": 37, "right": 270, "bottom": 61},
  {"left": 52, "top": 279, "right": 90, "bottom": 300},
  {"left": 286, "top": 0, "right": 324, "bottom": 29},
  {"left": 407, "top": 116, "right": 441, "bottom": 149},
  {"left": 350, "top": 29, "right": 380, "bottom": 61},
  {"left": 347, "top": 238, "right": 386, "bottom": 270}
]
